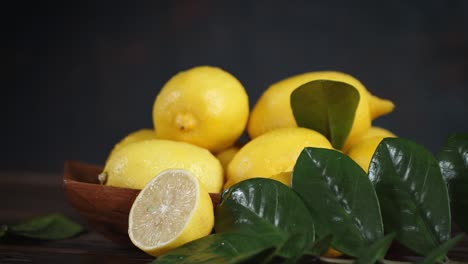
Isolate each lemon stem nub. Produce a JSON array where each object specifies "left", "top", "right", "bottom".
[
  {"left": 98, "top": 172, "right": 108, "bottom": 185},
  {"left": 175, "top": 113, "right": 197, "bottom": 131},
  {"left": 369, "top": 94, "right": 395, "bottom": 120}
]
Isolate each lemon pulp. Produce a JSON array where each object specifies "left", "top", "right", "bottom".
[{"left": 128, "top": 169, "right": 214, "bottom": 256}]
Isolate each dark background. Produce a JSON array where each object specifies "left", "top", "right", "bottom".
[{"left": 7, "top": 0, "right": 468, "bottom": 173}]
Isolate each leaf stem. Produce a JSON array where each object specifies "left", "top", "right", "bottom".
[{"left": 98, "top": 172, "right": 107, "bottom": 185}]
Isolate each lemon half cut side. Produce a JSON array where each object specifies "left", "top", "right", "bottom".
[{"left": 128, "top": 169, "right": 214, "bottom": 256}]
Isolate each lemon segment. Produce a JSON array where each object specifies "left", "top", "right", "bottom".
[
  {"left": 128, "top": 169, "right": 214, "bottom": 256},
  {"left": 152, "top": 66, "right": 249, "bottom": 152},
  {"left": 225, "top": 127, "right": 333, "bottom": 189},
  {"left": 103, "top": 139, "right": 224, "bottom": 193}
]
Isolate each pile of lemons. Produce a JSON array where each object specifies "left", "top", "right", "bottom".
[{"left": 99, "top": 65, "right": 396, "bottom": 257}]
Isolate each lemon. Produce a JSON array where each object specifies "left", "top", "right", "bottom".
[
  {"left": 346, "top": 136, "right": 391, "bottom": 172},
  {"left": 357, "top": 126, "right": 396, "bottom": 143},
  {"left": 215, "top": 146, "right": 240, "bottom": 175},
  {"left": 102, "top": 139, "right": 223, "bottom": 193},
  {"left": 106, "top": 129, "right": 158, "bottom": 161},
  {"left": 268, "top": 171, "right": 292, "bottom": 186},
  {"left": 247, "top": 71, "right": 394, "bottom": 150},
  {"left": 152, "top": 66, "right": 249, "bottom": 152},
  {"left": 369, "top": 94, "right": 395, "bottom": 120},
  {"left": 323, "top": 248, "right": 344, "bottom": 258},
  {"left": 347, "top": 126, "right": 396, "bottom": 149},
  {"left": 225, "top": 127, "right": 333, "bottom": 189},
  {"left": 346, "top": 126, "right": 397, "bottom": 172},
  {"left": 128, "top": 169, "right": 214, "bottom": 256}
]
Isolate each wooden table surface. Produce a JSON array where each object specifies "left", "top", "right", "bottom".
[
  {"left": 1, "top": 170, "right": 468, "bottom": 264},
  {"left": 0, "top": 171, "right": 153, "bottom": 264}
]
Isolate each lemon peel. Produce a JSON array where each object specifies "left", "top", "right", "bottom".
[{"left": 152, "top": 66, "right": 249, "bottom": 152}]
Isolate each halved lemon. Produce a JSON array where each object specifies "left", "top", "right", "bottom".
[{"left": 128, "top": 169, "right": 214, "bottom": 256}]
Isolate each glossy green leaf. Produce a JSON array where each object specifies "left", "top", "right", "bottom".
[
  {"left": 266, "top": 236, "right": 305, "bottom": 264},
  {"left": 438, "top": 133, "right": 468, "bottom": 233},
  {"left": 152, "top": 233, "right": 277, "bottom": 264},
  {"left": 354, "top": 232, "right": 396, "bottom": 264},
  {"left": 291, "top": 148, "right": 383, "bottom": 257},
  {"left": 290, "top": 80, "right": 360, "bottom": 149},
  {"left": 6, "top": 214, "right": 83, "bottom": 240},
  {"left": 416, "top": 233, "right": 464, "bottom": 264},
  {"left": 302, "top": 235, "right": 333, "bottom": 257},
  {"left": 268, "top": 235, "right": 332, "bottom": 264},
  {"left": 368, "top": 138, "right": 451, "bottom": 255},
  {"left": 215, "top": 178, "right": 315, "bottom": 258},
  {"left": 277, "top": 233, "right": 310, "bottom": 259}
]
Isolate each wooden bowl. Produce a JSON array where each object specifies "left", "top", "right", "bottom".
[{"left": 63, "top": 160, "right": 220, "bottom": 245}]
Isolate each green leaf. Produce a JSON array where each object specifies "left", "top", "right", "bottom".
[
  {"left": 302, "top": 235, "right": 333, "bottom": 257},
  {"left": 291, "top": 148, "right": 383, "bottom": 257},
  {"left": 152, "top": 233, "right": 277, "bottom": 264},
  {"left": 267, "top": 235, "right": 332, "bottom": 264},
  {"left": 215, "top": 178, "right": 315, "bottom": 258},
  {"left": 290, "top": 80, "right": 360, "bottom": 149},
  {"left": 277, "top": 233, "right": 310, "bottom": 258},
  {"left": 438, "top": 133, "right": 468, "bottom": 233},
  {"left": 354, "top": 232, "right": 396, "bottom": 264},
  {"left": 416, "top": 233, "right": 464, "bottom": 264},
  {"left": 6, "top": 213, "right": 83, "bottom": 240},
  {"left": 368, "top": 138, "right": 451, "bottom": 256}
]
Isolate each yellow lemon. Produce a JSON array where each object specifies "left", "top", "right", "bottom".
[
  {"left": 106, "top": 129, "right": 158, "bottom": 161},
  {"left": 346, "top": 136, "right": 394, "bottom": 172},
  {"left": 347, "top": 126, "right": 397, "bottom": 149},
  {"left": 102, "top": 139, "right": 223, "bottom": 193},
  {"left": 152, "top": 66, "right": 249, "bottom": 152},
  {"left": 323, "top": 248, "right": 344, "bottom": 258},
  {"left": 215, "top": 145, "right": 240, "bottom": 175},
  {"left": 225, "top": 127, "right": 333, "bottom": 189},
  {"left": 359, "top": 126, "right": 396, "bottom": 142},
  {"left": 128, "top": 169, "right": 214, "bottom": 256},
  {"left": 369, "top": 94, "right": 395, "bottom": 120},
  {"left": 268, "top": 171, "right": 292, "bottom": 186},
  {"left": 247, "top": 71, "right": 394, "bottom": 150}
]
